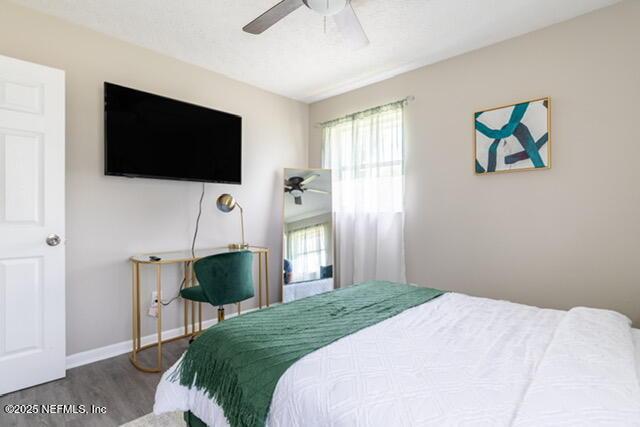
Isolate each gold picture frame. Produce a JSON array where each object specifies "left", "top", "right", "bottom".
[{"left": 474, "top": 96, "right": 551, "bottom": 175}]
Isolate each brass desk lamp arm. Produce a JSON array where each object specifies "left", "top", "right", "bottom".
[{"left": 236, "top": 203, "right": 245, "bottom": 247}]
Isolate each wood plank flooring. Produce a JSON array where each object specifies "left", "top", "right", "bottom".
[{"left": 0, "top": 339, "right": 189, "bottom": 427}]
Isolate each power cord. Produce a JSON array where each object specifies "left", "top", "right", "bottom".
[
  {"left": 191, "top": 182, "right": 205, "bottom": 259},
  {"left": 161, "top": 182, "right": 205, "bottom": 306}
]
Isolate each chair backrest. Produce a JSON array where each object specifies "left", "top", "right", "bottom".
[{"left": 194, "top": 251, "right": 255, "bottom": 306}]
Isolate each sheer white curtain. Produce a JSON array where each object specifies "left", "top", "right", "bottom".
[
  {"left": 287, "top": 224, "right": 328, "bottom": 282},
  {"left": 322, "top": 101, "right": 406, "bottom": 287}
]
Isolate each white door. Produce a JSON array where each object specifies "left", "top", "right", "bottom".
[{"left": 0, "top": 55, "right": 65, "bottom": 395}]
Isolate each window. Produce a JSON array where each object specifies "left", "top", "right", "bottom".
[
  {"left": 321, "top": 100, "right": 406, "bottom": 285},
  {"left": 322, "top": 101, "right": 404, "bottom": 213},
  {"left": 286, "top": 224, "right": 328, "bottom": 282}
]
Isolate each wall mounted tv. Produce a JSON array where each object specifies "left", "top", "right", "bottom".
[{"left": 104, "top": 82, "right": 241, "bottom": 184}]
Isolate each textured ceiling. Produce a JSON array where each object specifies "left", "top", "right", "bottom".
[{"left": 9, "top": 0, "right": 620, "bottom": 102}]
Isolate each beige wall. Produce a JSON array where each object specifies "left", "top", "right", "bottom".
[
  {"left": 0, "top": 2, "right": 308, "bottom": 355},
  {"left": 310, "top": 1, "right": 640, "bottom": 325},
  {"left": 2, "top": 0, "right": 638, "bottom": 359}
]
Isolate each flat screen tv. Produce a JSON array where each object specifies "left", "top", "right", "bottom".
[{"left": 104, "top": 82, "right": 241, "bottom": 184}]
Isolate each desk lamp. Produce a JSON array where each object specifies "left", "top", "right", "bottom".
[{"left": 216, "top": 194, "right": 249, "bottom": 250}]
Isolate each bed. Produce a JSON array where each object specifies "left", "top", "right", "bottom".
[
  {"left": 155, "top": 283, "right": 640, "bottom": 426},
  {"left": 283, "top": 277, "right": 334, "bottom": 303}
]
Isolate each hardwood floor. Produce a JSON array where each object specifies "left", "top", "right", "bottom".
[{"left": 0, "top": 339, "right": 189, "bottom": 427}]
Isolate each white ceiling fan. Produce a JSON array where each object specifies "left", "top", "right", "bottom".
[
  {"left": 285, "top": 174, "right": 330, "bottom": 205},
  {"left": 243, "top": 0, "right": 369, "bottom": 49}
]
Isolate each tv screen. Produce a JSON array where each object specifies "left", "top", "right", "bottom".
[{"left": 104, "top": 82, "right": 241, "bottom": 184}]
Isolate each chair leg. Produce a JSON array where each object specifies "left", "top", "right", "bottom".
[{"left": 217, "top": 306, "right": 225, "bottom": 322}]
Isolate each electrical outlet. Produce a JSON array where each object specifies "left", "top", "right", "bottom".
[{"left": 148, "top": 291, "right": 158, "bottom": 317}]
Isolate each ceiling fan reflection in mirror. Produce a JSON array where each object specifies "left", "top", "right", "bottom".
[
  {"left": 243, "top": 0, "right": 369, "bottom": 49},
  {"left": 284, "top": 174, "right": 330, "bottom": 205}
]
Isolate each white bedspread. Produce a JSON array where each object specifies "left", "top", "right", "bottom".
[
  {"left": 513, "top": 308, "right": 640, "bottom": 425},
  {"left": 154, "top": 293, "right": 640, "bottom": 426},
  {"left": 283, "top": 278, "right": 334, "bottom": 303}
]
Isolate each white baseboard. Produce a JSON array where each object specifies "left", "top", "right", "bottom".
[{"left": 65, "top": 307, "right": 259, "bottom": 370}]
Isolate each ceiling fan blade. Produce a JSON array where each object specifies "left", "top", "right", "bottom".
[
  {"left": 306, "top": 188, "right": 330, "bottom": 194},
  {"left": 243, "top": 0, "right": 304, "bottom": 34},
  {"left": 300, "top": 174, "right": 319, "bottom": 186},
  {"left": 333, "top": 3, "right": 369, "bottom": 49},
  {"left": 294, "top": 196, "right": 303, "bottom": 205}
]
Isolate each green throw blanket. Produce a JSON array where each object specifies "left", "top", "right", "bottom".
[{"left": 172, "top": 281, "right": 444, "bottom": 427}]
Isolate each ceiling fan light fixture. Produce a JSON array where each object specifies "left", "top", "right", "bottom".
[
  {"left": 290, "top": 188, "right": 303, "bottom": 198},
  {"left": 303, "top": 0, "right": 348, "bottom": 16},
  {"left": 243, "top": 0, "right": 368, "bottom": 49}
]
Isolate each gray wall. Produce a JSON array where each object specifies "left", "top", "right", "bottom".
[
  {"left": 0, "top": 2, "right": 308, "bottom": 355},
  {"left": 309, "top": 1, "right": 640, "bottom": 324}
]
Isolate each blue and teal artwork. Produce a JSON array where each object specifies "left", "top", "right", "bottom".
[{"left": 475, "top": 97, "right": 550, "bottom": 174}]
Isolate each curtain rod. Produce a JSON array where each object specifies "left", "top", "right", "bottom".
[{"left": 315, "top": 96, "right": 415, "bottom": 128}]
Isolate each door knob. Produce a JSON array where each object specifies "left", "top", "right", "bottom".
[{"left": 46, "top": 234, "right": 61, "bottom": 247}]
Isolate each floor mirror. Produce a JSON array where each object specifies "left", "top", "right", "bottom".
[{"left": 282, "top": 168, "right": 334, "bottom": 303}]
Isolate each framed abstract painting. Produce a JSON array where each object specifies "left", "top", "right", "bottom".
[{"left": 474, "top": 97, "right": 551, "bottom": 174}]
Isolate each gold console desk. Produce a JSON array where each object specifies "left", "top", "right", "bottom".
[{"left": 129, "top": 246, "right": 270, "bottom": 373}]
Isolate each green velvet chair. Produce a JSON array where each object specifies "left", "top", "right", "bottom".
[{"left": 181, "top": 251, "right": 254, "bottom": 323}]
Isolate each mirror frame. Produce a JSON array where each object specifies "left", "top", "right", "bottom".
[{"left": 281, "top": 167, "right": 335, "bottom": 303}]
